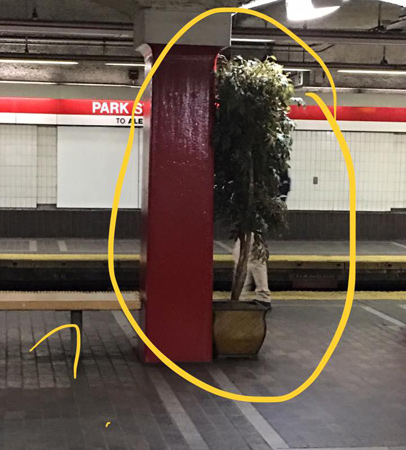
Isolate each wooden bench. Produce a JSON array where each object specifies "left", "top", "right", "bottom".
[{"left": 0, "top": 291, "right": 141, "bottom": 354}]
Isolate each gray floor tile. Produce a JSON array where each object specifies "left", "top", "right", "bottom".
[{"left": 0, "top": 301, "right": 405, "bottom": 448}]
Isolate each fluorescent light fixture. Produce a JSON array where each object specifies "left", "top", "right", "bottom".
[
  {"left": 240, "top": 0, "right": 279, "bottom": 9},
  {"left": 286, "top": 0, "right": 340, "bottom": 21},
  {"left": 381, "top": 0, "right": 406, "bottom": 6},
  {"left": 338, "top": 69, "right": 406, "bottom": 75},
  {"left": 62, "top": 82, "right": 140, "bottom": 88},
  {"left": 105, "top": 62, "right": 145, "bottom": 67},
  {"left": 0, "top": 59, "right": 78, "bottom": 65},
  {"left": 231, "top": 37, "right": 275, "bottom": 43},
  {"left": 283, "top": 68, "right": 312, "bottom": 72},
  {"left": 0, "top": 80, "right": 140, "bottom": 87},
  {"left": 0, "top": 80, "right": 58, "bottom": 85}
]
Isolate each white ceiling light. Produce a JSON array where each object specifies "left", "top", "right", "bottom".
[
  {"left": 62, "top": 82, "right": 140, "bottom": 88},
  {"left": 105, "top": 62, "right": 145, "bottom": 67},
  {"left": 0, "top": 80, "right": 140, "bottom": 87},
  {"left": 240, "top": 0, "right": 279, "bottom": 9},
  {"left": 0, "top": 80, "right": 58, "bottom": 85},
  {"left": 338, "top": 69, "right": 406, "bottom": 75},
  {"left": 239, "top": 0, "right": 343, "bottom": 19},
  {"left": 380, "top": 0, "right": 406, "bottom": 6},
  {"left": 286, "top": 0, "right": 341, "bottom": 21},
  {"left": 0, "top": 59, "right": 78, "bottom": 65},
  {"left": 283, "top": 68, "right": 312, "bottom": 71}
]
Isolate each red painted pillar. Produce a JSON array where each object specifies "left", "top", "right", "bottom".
[{"left": 139, "top": 44, "right": 219, "bottom": 363}]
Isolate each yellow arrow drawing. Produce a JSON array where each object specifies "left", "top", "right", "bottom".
[{"left": 30, "top": 324, "right": 81, "bottom": 379}]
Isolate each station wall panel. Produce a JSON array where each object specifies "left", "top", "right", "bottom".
[
  {"left": 288, "top": 130, "right": 406, "bottom": 212},
  {"left": 57, "top": 126, "right": 142, "bottom": 208},
  {"left": 37, "top": 126, "right": 57, "bottom": 205},
  {"left": 0, "top": 124, "right": 37, "bottom": 208}
]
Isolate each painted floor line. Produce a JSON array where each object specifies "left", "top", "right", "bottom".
[
  {"left": 112, "top": 310, "right": 139, "bottom": 347},
  {"left": 57, "top": 240, "right": 68, "bottom": 252},
  {"left": 360, "top": 305, "right": 406, "bottom": 328},
  {"left": 29, "top": 240, "right": 37, "bottom": 252},
  {"left": 113, "top": 310, "right": 209, "bottom": 449},
  {"left": 207, "top": 366, "right": 289, "bottom": 450},
  {"left": 292, "top": 447, "right": 389, "bottom": 450},
  {"left": 392, "top": 241, "right": 406, "bottom": 250},
  {"left": 0, "top": 253, "right": 139, "bottom": 261},
  {"left": 4, "top": 252, "right": 406, "bottom": 263},
  {"left": 147, "top": 369, "right": 210, "bottom": 450},
  {"left": 275, "top": 303, "right": 345, "bottom": 307},
  {"left": 213, "top": 291, "right": 406, "bottom": 301},
  {"left": 215, "top": 240, "right": 233, "bottom": 253}
]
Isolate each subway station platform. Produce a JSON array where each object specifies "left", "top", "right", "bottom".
[
  {"left": 1, "top": 238, "right": 406, "bottom": 256},
  {"left": 0, "top": 238, "right": 406, "bottom": 291},
  {"left": 1, "top": 298, "right": 405, "bottom": 449}
]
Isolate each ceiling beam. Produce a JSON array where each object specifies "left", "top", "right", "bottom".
[
  {"left": 0, "top": 53, "right": 144, "bottom": 63},
  {"left": 0, "top": 20, "right": 133, "bottom": 39},
  {"left": 0, "top": 20, "right": 404, "bottom": 47}
]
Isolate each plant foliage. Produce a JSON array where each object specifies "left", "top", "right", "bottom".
[{"left": 212, "top": 56, "right": 299, "bottom": 301}]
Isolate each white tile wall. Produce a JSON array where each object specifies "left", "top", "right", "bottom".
[
  {"left": 288, "top": 130, "right": 406, "bottom": 212},
  {"left": 393, "top": 133, "right": 406, "bottom": 210},
  {"left": 0, "top": 124, "right": 404, "bottom": 212},
  {"left": 0, "top": 125, "right": 37, "bottom": 208},
  {"left": 37, "top": 126, "right": 57, "bottom": 205}
]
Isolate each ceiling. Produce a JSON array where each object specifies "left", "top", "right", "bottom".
[{"left": 0, "top": 0, "right": 404, "bottom": 90}]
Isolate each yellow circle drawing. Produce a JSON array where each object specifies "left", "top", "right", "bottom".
[{"left": 108, "top": 7, "right": 357, "bottom": 403}]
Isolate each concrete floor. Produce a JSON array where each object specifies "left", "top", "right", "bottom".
[
  {"left": 0, "top": 238, "right": 406, "bottom": 255},
  {"left": 0, "top": 300, "right": 405, "bottom": 449}
]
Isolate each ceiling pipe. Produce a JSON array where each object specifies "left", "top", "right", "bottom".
[
  {"left": 0, "top": 53, "right": 144, "bottom": 63},
  {"left": 0, "top": 37, "right": 133, "bottom": 46},
  {"left": 276, "top": 61, "right": 406, "bottom": 70},
  {"left": 233, "top": 27, "right": 406, "bottom": 45},
  {"left": 0, "top": 20, "right": 133, "bottom": 39},
  {"left": 0, "top": 20, "right": 404, "bottom": 47},
  {"left": 0, "top": 19, "right": 133, "bottom": 29}
]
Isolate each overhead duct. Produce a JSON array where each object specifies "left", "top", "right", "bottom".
[
  {"left": 232, "top": 27, "right": 406, "bottom": 45},
  {"left": 312, "top": 0, "right": 345, "bottom": 6}
]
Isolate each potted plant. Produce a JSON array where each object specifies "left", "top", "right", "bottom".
[{"left": 212, "top": 56, "right": 298, "bottom": 358}]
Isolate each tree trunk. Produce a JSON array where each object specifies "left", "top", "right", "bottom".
[
  {"left": 231, "top": 232, "right": 251, "bottom": 302},
  {"left": 231, "top": 149, "right": 255, "bottom": 302}
]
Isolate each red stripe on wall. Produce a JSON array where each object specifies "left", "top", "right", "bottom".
[
  {"left": 289, "top": 105, "right": 406, "bottom": 122},
  {"left": 0, "top": 98, "right": 144, "bottom": 116},
  {"left": 0, "top": 97, "right": 58, "bottom": 114},
  {"left": 0, "top": 98, "right": 404, "bottom": 122}
]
